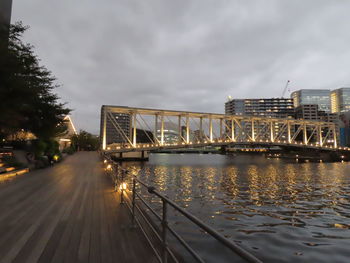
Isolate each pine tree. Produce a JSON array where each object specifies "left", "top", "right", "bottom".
[{"left": 0, "top": 22, "right": 70, "bottom": 140}]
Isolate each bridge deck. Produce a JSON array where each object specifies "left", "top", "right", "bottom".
[{"left": 0, "top": 152, "right": 157, "bottom": 263}]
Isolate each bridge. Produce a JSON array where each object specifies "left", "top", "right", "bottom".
[{"left": 101, "top": 105, "right": 348, "bottom": 155}]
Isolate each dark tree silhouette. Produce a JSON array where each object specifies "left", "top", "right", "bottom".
[
  {"left": 71, "top": 130, "right": 99, "bottom": 151},
  {"left": 0, "top": 22, "right": 70, "bottom": 140}
]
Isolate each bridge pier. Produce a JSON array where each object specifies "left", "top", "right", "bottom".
[{"left": 112, "top": 150, "right": 149, "bottom": 161}]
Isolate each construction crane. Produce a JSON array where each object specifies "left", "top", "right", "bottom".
[{"left": 281, "top": 80, "right": 290, "bottom": 98}]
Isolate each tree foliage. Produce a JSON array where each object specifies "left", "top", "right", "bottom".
[
  {"left": 0, "top": 22, "right": 70, "bottom": 140},
  {"left": 71, "top": 130, "right": 99, "bottom": 151}
]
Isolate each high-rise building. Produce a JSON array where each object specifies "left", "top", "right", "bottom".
[
  {"left": 225, "top": 98, "right": 294, "bottom": 142},
  {"left": 295, "top": 104, "right": 339, "bottom": 123},
  {"left": 295, "top": 104, "right": 319, "bottom": 120},
  {"left": 295, "top": 103, "right": 340, "bottom": 145},
  {"left": 225, "top": 98, "right": 294, "bottom": 118},
  {"left": 330, "top": 88, "right": 350, "bottom": 113},
  {"left": 291, "top": 89, "right": 331, "bottom": 112},
  {"left": 100, "top": 106, "right": 131, "bottom": 145},
  {"left": 339, "top": 112, "right": 350, "bottom": 146}
]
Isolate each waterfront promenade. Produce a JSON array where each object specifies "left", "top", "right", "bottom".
[{"left": 0, "top": 152, "right": 156, "bottom": 263}]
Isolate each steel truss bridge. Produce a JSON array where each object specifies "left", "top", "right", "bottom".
[{"left": 101, "top": 105, "right": 348, "bottom": 154}]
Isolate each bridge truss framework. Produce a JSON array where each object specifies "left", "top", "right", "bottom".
[{"left": 101, "top": 105, "right": 345, "bottom": 153}]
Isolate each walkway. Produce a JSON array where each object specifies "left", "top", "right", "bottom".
[{"left": 0, "top": 152, "right": 157, "bottom": 263}]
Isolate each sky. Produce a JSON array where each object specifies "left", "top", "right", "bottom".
[{"left": 11, "top": 0, "right": 350, "bottom": 134}]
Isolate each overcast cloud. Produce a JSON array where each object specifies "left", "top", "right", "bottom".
[{"left": 11, "top": 0, "right": 350, "bottom": 134}]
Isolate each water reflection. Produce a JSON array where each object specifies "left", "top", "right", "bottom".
[{"left": 124, "top": 154, "right": 350, "bottom": 262}]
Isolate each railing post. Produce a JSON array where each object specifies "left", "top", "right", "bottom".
[
  {"left": 132, "top": 178, "right": 136, "bottom": 226},
  {"left": 162, "top": 199, "right": 168, "bottom": 263}
]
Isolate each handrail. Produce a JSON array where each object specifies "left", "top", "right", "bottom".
[
  {"left": 102, "top": 155, "right": 262, "bottom": 263},
  {"left": 148, "top": 183, "right": 261, "bottom": 263}
]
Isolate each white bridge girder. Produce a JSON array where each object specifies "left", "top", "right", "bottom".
[{"left": 101, "top": 105, "right": 342, "bottom": 153}]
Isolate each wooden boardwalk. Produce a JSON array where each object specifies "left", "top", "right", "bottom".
[{"left": 0, "top": 152, "right": 157, "bottom": 263}]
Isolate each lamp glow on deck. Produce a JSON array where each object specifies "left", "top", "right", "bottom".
[
  {"left": 106, "top": 164, "right": 112, "bottom": 170},
  {"left": 103, "top": 160, "right": 107, "bottom": 164},
  {"left": 119, "top": 183, "right": 127, "bottom": 190}
]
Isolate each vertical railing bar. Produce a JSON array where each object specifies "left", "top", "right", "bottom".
[
  {"left": 124, "top": 194, "right": 163, "bottom": 242},
  {"left": 134, "top": 192, "right": 162, "bottom": 221},
  {"left": 166, "top": 223, "right": 205, "bottom": 263},
  {"left": 125, "top": 201, "right": 163, "bottom": 263},
  {"left": 161, "top": 199, "right": 168, "bottom": 263},
  {"left": 124, "top": 194, "right": 179, "bottom": 263},
  {"left": 126, "top": 189, "right": 203, "bottom": 262},
  {"left": 132, "top": 178, "right": 136, "bottom": 226}
]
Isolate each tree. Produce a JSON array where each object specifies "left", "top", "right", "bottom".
[
  {"left": 71, "top": 130, "right": 100, "bottom": 151},
  {"left": 0, "top": 22, "right": 70, "bottom": 141}
]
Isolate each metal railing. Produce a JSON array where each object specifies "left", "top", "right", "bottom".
[{"left": 103, "top": 156, "right": 262, "bottom": 263}]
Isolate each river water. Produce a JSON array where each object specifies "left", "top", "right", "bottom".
[{"left": 122, "top": 153, "right": 350, "bottom": 262}]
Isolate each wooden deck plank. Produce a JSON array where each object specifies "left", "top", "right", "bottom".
[{"left": 0, "top": 152, "right": 157, "bottom": 263}]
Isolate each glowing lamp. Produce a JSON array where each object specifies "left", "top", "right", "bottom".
[{"left": 119, "top": 183, "right": 127, "bottom": 190}]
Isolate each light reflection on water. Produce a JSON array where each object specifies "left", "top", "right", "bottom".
[{"left": 123, "top": 153, "right": 350, "bottom": 262}]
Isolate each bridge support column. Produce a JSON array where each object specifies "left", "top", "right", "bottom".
[
  {"left": 155, "top": 114, "right": 158, "bottom": 145},
  {"left": 318, "top": 125, "right": 323, "bottom": 147},
  {"left": 231, "top": 119, "right": 235, "bottom": 142},
  {"left": 333, "top": 124, "right": 337, "bottom": 148},
  {"left": 102, "top": 108, "right": 107, "bottom": 150},
  {"left": 303, "top": 123, "right": 307, "bottom": 145},
  {"left": 199, "top": 117, "right": 203, "bottom": 142},
  {"left": 178, "top": 115, "right": 182, "bottom": 143},
  {"left": 251, "top": 119, "right": 255, "bottom": 142},
  {"left": 220, "top": 118, "right": 223, "bottom": 139},
  {"left": 186, "top": 115, "right": 190, "bottom": 144},
  {"left": 133, "top": 113, "right": 137, "bottom": 147},
  {"left": 209, "top": 116, "right": 213, "bottom": 142},
  {"left": 160, "top": 114, "right": 164, "bottom": 146},
  {"left": 270, "top": 121, "right": 274, "bottom": 142},
  {"left": 287, "top": 121, "right": 291, "bottom": 143}
]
